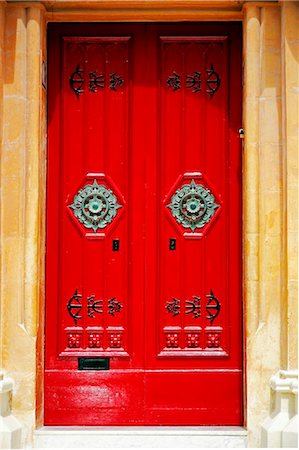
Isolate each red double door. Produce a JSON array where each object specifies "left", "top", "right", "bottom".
[{"left": 45, "top": 23, "right": 242, "bottom": 426}]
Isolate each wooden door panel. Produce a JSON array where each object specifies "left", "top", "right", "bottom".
[
  {"left": 44, "top": 370, "right": 242, "bottom": 425},
  {"left": 60, "top": 37, "right": 131, "bottom": 359},
  {"left": 45, "top": 23, "right": 242, "bottom": 425},
  {"left": 157, "top": 36, "right": 229, "bottom": 359},
  {"left": 145, "top": 29, "right": 242, "bottom": 370}
]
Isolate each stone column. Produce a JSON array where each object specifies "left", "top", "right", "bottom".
[
  {"left": 0, "top": 0, "right": 4, "bottom": 172},
  {"left": 280, "top": 0, "right": 298, "bottom": 373},
  {"left": 244, "top": 1, "right": 298, "bottom": 447},
  {"left": 243, "top": 1, "right": 291, "bottom": 446},
  {"left": 261, "top": 2, "right": 299, "bottom": 447},
  {"left": 0, "top": 5, "right": 22, "bottom": 448},
  {"left": 1, "top": 2, "right": 46, "bottom": 446}
]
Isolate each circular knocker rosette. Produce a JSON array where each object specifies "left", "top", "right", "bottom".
[
  {"left": 167, "top": 179, "right": 219, "bottom": 232},
  {"left": 69, "top": 179, "right": 122, "bottom": 232}
]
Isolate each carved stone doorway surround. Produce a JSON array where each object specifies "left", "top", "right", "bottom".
[{"left": 0, "top": 0, "right": 298, "bottom": 448}]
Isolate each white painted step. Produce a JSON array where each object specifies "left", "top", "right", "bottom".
[{"left": 34, "top": 426, "right": 247, "bottom": 448}]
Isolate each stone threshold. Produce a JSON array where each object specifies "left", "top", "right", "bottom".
[{"left": 34, "top": 426, "right": 248, "bottom": 448}]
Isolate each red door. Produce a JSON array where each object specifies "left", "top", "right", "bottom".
[{"left": 45, "top": 23, "right": 242, "bottom": 426}]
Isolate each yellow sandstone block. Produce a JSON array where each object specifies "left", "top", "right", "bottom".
[
  {"left": 244, "top": 233, "right": 259, "bottom": 281},
  {"left": 3, "top": 98, "right": 26, "bottom": 143},
  {"left": 1, "top": 237, "right": 24, "bottom": 293},
  {"left": 258, "top": 143, "right": 282, "bottom": 191},
  {"left": 259, "top": 98, "right": 282, "bottom": 144},
  {"left": 260, "top": 49, "right": 281, "bottom": 93},
  {"left": 287, "top": 231, "right": 298, "bottom": 281},
  {"left": 259, "top": 192, "right": 281, "bottom": 235},
  {"left": 1, "top": 179, "right": 25, "bottom": 236},
  {"left": 244, "top": 102, "right": 259, "bottom": 142}
]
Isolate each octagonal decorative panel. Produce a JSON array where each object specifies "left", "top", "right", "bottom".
[
  {"left": 164, "top": 173, "right": 221, "bottom": 238},
  {"left": 68, "top": 173, "right": 125, "bottom": 238}
]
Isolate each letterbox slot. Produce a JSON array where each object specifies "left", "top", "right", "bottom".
[{"left": 78, "top": 357, "right": 110, "bottom": 371}]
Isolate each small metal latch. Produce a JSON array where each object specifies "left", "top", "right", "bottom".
[
  {"left": 238, "top": 128, "right": 245, "bottom": 139},
  {"left": 169, "top": 238, "right": 176, "bottom": 250},
  {"left": 42, "top": 60, "right": 47, "bottom": 89}
]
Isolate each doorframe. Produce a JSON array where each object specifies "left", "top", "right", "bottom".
[
  {"left": 43, "top": 14, "right": 245, "bottom": 425},
  {"left": 44, "top": 21, "right": 243, "bottom": 427},
  {"left": 1, "top": 1, "right": 287, "bottom": 448}
]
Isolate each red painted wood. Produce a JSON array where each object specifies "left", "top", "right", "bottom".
[{"left": 45, "top": 23, "right": 242, "bottom": 425}]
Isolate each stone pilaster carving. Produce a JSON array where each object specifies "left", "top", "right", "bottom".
[
  {"left": 0, "top": 372, "right": 22, "bottom": 449},
  {"left": 261, "top": 370, "right": 298, "bottom": 448}
]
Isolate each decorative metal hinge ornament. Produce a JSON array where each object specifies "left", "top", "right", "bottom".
[
  {"left": 206, "top": 289, "right": 221, "bottom": 324},
  {"left": 165, "top": 290, "right": 221, "bottom": 323},
  {"left": 109, "top": 73, "right": 124, "bottom": 91},
  {"left": 70, "top": 64, "right": 85, "bottom": 97},
  {"left": 108, "top": 298, "right": 123, "bottom": 316},
  {"left": 167, "top": 179, "right": 219, "bottom": 232},
  {"left": 166, "top": 298, "right": 180, "bottom": 317},
  {"left": 69, "top": 179, "right": 122, "bottom": 232},
  {"left": 87, "top": 295, "right": 103, "bottom": 318},
  {"left": 70, "top": 65, "right": 125, "bottom": 96},
  {"left": 89, "top": 70, "right": 105, "bottom": 92},
  {"left": 185, "top": 296, "right": 201, "bottom": 318},
  {"left": 206, "top": 65, "right": 220, "bottom": 98},
  {"left": 67, "top": 289, "right": 83, "bottom": 325},
  {"left": 167, "top": 72, "right": 181, "bottom": 91},
  {"left": 166, "top": 66, "right": 220, "bottom": 96},
  {"left": 186, "top": 71, "right": 201, "bottom": 93},
  {"left": 67, "top": 292, "right": 123, "bottom": 324}
]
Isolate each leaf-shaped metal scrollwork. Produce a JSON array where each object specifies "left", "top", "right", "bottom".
[
  {"left": 89, "top": 71, "right": 105, "bottom": 92},
  {"left": 166, "top": 72, "right": 181, "bottom": 91},
  {"left": 69, "top": 179, "right": 122, "bottom": 232},
  {"left": 87, "top": 295, "right": 103, "bottom": 318},
  {"left": 109, "top": 73, "right": 124, "bottom": 91},
  {"left": 108, "top": 298, "right": 123, "bottom": 316},
  {"left": 166, "top": 298, "right": 180, "bottom": 317},
  {"left": 186, "top": 71, "right": 201, "bottom": 93},
  {"left": 185, "top": 296, "right": 201, "bottom": 318}
]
